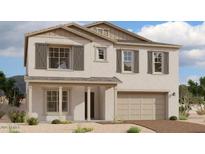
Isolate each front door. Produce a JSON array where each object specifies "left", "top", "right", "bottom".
[{"left": 85, "top": 92, "right": 95, "bottom": 120}]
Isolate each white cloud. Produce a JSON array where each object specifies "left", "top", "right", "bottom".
[
  {"left": 138, "top": 21, "right": 205, "bottom": 67},
  {"left": 0, "top": 21, "right": 89, "bottom": 57},
  {"left": 0, "top": 47, "right": 23, "bottom": 57},
  {"left": 127, "top": 28, "right": 133, "bottom": 32}
]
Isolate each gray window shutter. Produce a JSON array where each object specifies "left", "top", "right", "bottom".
[
  {"left": 164, "top": 52, "right": 169, "bottom": 74},
  {"left": 35, "top": 43, "right": 48, "bottom": 69},
  {"left": 133, "top": 50, "right": 139, "bottom": 73},
  {"left": 72, "top": 46, "right": 84, "bottom": 71},
  {"left": 147, "top": 51, "right": 153, "bottom": 74},
  {"left": 116, "top": 49, "right": 122, "bottom": 73}
]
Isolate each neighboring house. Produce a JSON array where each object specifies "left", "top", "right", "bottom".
[{"left": 24, "top": 21, "right": 181, "bottom": 121}]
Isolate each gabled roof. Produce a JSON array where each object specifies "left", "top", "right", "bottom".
[
  {"left": 24, "top": 24, "right": 99, "bottom": 66},
  {"left": 84, "top": 21, "right": 153, "bottom": 43},
  {"left": 66, "top": 23, "right": 117, "bottom": 43},
  {"left": 24, "top": 21, "right": 181, "bottom": 66}
]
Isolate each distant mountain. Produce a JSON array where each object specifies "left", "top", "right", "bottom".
[{"left": 10, "top": 75, "right": 25, "bottom": 96}]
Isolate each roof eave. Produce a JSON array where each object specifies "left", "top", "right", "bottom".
[{"left": 116, "top": 42, "right": 182, "bottom": 49}]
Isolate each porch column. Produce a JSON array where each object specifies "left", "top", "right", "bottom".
[
  {"left": 87, "top": 86, "right": 91, "bottom": 121},
  {"left": 28, "top": 85, "right": 32, "bottom": 114},
  {"left": 59, "top": 86, "right": 63, "bottom": 117}
]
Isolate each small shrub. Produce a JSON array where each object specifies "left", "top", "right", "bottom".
[
  {"left": 8, "top": 110, "right": 26, "bottom": 123},
  {"left": 51, "top": 119, "right": 61, "bottom": 124},
  {"left": 51, "top": 119, "right": 71, "bottom": 124},
  {"left": 169, "top": 116, "right": 178, "bottom": 120},
  {"left": 27, "top": 117, "right": 39, "bottom": 125},
  {"left": 179, "top": 114, "right": 188, "bottom": 120},
  {"left": 127, "top": 127, "right": 141, "bottom": 133},
  {"left": 9, "top": 128, "right": 20, "bottom": 133},
  {"left": 196, "top": 109, "right": 205, "bottom": 115},
  {"left": 8, "top": 125, "right": 20, "bottom": 133},
  {"left": 73, "top": 127, "right": 93, "bottom": 133},
  {"left": 60, "top": 120, "right": 72, "bottom": 124},
  {"left": 0, "top": 111, "right": 5, "bottom": 119}
]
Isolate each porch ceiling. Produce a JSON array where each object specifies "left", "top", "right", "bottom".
[{"left": 24, "top": 76, "right": 121, "bottom": 85}]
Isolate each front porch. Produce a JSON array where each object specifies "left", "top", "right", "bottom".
[{"left": 25, "top": 76, "right": 120, "bottom": 121}]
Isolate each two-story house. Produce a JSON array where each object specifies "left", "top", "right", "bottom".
[{"left": 24, "top": 21, "right": 181, "bottom": 121}]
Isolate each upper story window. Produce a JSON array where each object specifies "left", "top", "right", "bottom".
[
  {"left": 153, "top": 52, "right": 164, "bottom": 73},
  {"left": 96, "top": 47, "right": 106, "bottom": 62},
  {"left": 48, "top": 47, "right": 71, "bottom": 70},
  {"left": 122, "top": 50, "right": 133, "bottom": 72},
  {"left": 96, "top": 28, "right": 109, "bottom": 37}
]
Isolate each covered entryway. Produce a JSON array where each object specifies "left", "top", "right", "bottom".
[
  {"left": 85, "top": 92, "right": 95, "bottom": 120},
  {"left": 117, "top": 92, "right": 167, "bottom": 120}
]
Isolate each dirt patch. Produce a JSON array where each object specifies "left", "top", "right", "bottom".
[{"left": 125, "top": 120, "right": 205, "bottom": 133}]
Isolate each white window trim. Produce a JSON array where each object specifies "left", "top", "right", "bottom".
[
  {"left": 95, "top": 47, "right": 107, "bottom": 62},
  {"left": 47, "top": 46, "right": 73, "bottom": 71},
  {"left": 152, "top": 51, "right": 164, "bottom": 74},
  {"left": 45, "top": 88, "right": 69, "bottom": 115},
  {"left": 122, "top": 50, "right": 134, "bottom": 73}
]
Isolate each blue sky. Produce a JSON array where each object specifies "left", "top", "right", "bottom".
[{"left": 0, "top": 21, "right": 204, "bottom": 84}]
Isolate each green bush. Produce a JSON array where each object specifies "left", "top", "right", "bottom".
[
  {"left": 179, "top": 114, "right": 188, "bottom": 120},
  {"left": 8, "top": 110, "right": 26, "bottom": 123},
  {"left": 0, "top": 111, "right": 5, "bottom": 119},
  {"left": 27, "top": 117, "right": 39, "bottom": 125},
  {"left": 51, "top": 119, "right": 61, "bottom": 124},
  {"left": 73, "top": 127, "right": 93, "bottom": 133},
  {"left": 169, "top": 116, "right": 178, "bottom": 120},
  {"left": 127, "top": 127, "right": 141, "bottom": 133},
  {"left": 51, "top": 119, "right": 71, "bottom": 124},
  {"left": 9, "top": 128, "right": 20, "bottom": 133}
]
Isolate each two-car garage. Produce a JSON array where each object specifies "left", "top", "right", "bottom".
[{"left": 117, "top": 92, "right": 168, "bottom": 120}]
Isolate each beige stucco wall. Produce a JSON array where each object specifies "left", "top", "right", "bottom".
[{"left": 26, "top": 31, "right": 179, "bottom": 120}]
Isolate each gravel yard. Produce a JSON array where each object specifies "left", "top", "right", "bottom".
[{"left": 0, "top": 122, "right": 155, "bottom": 133}]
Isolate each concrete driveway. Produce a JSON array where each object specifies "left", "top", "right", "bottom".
[{"left": 125, "top": 120, "right": 205, "bottom": 133}]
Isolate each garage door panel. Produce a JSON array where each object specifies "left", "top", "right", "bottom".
[
  {"left": 117, "top": 110, "right": 129, "bottom": 115},
  {"left": 129, "top": 109, "right": 141, "bottom": 114},
  {"left": 141, "top": 104, "right": 154, "bottom": 110},
  {"left": 117, "top": 92, "right": 166, "bottom": 120}
]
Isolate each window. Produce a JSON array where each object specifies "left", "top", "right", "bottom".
[
  {"left": 48, "top": 47, "right": 71, "bottom": 70},
  {"left": 96, "top": 47, "right": 106, "bottom": 61},
  {"left": 96, "top": 28, "right": 103, "bottom": 35},
  {"left": 47, "top": 91, "right": 59, "bottom": 112},
  {"left": 123, "top": 51, "right": 133, "bottom": 72},
  {"left": 47, "top": 90, "right": 68, "bottom": 112},
  {"left": 103, "top": 29, "right": 109, "bottom": 37},
  {"left": 96, "top": 28, "right": 109, "bottom": 36},
  {"left": 153, "top": 52, "right": 164, "bottom": 73}
]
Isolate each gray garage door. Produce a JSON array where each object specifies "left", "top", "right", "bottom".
[{"left": 117, "top": 92, "right": 167, "bottom": 120}]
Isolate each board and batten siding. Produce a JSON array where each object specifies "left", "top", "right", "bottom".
[
  {"left": 72, "top": 46, "right": 84, "bottom": 71},
  {"left": 35, "top": 43, "right": 48, "bottom": 69}
]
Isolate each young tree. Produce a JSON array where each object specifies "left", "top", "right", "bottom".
[
  {"left": 179, "top": 85, "right": 192, "bottom": 116},
  {"left": 0, "top": 71, "right": 24, "bottom": 106}
]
